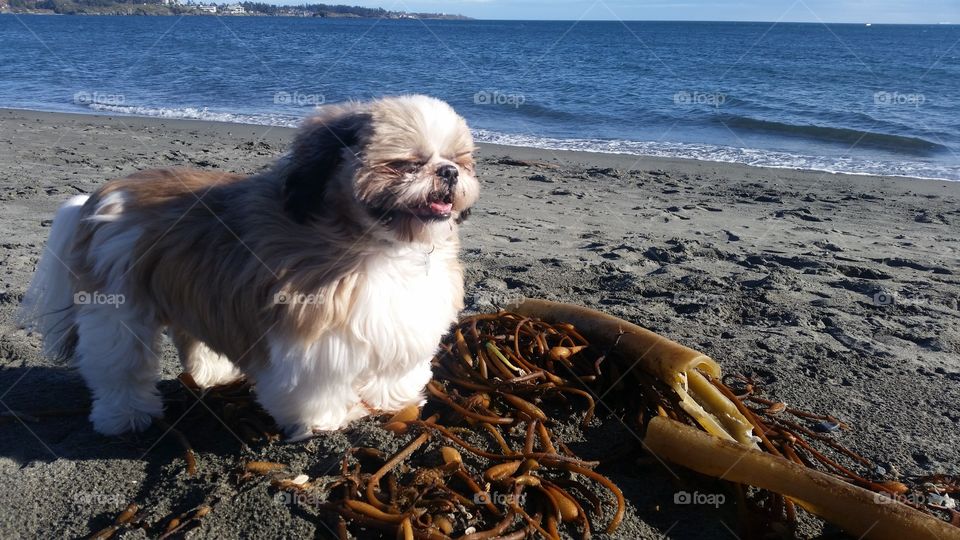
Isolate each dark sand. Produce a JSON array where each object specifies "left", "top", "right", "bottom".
[{"left": 0, "top": 108, "right": 958, "bottom": 539}]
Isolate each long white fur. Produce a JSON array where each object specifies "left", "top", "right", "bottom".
[
  {"left": 79, "top": 191, "right": 165, "bottom": 434},
  {"left": 19, "top": 193, "right": 167, "bottom": 435},
  {"left": 255, "top": 241, "right": 458, "bottom": 440},
  {"left": 17, "top": 195, "right": 89, "bottom": 357},
  {"left": 182, "top": 342, "right": 244, "bottom": 388}
]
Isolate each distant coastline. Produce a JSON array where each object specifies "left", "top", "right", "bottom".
[{"left": 0, "top": 1, "right": 471, "bottom": 19}]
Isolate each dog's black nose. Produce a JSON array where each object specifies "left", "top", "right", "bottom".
[{"left": 437, "top": 164, "right": 459, "bottom": 185}]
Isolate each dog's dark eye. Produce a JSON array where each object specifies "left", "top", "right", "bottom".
[
  {"left": 387, "top": 160, "right": 423, "bottom": 174},
  {"left": 454, "top": 156, "right": 475, "bottom": 172}
]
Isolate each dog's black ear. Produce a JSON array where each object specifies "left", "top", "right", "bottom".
[{"left": 283, "top": 106, "right": 370, "bottom": 223}]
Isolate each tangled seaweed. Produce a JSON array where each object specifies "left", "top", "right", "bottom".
[
  {"left": 84, "top": 311, "right": 959, "bottom": 539},
  {"left": 264, "top": 312, "right": 957, "bottom": 538}
]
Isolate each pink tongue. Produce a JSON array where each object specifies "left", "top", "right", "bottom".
[{"left": 429, "top": 201, "right": 453, "bottom": 214}]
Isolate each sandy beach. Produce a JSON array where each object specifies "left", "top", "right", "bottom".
[{"left": 0, "top": 107, "right": 958, "bottom": 539}]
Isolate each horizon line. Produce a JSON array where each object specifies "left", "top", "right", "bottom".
[
  {"left": 1, "top": 13, "right": 955, "bottom": 24},
  {"left": 472, "top": 19, "right": 955, "bottom": 24}
]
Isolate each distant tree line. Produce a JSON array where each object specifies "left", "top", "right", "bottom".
[
  {"left": 8, "top": 0, "right": 192, "bottom": 14},
  {"left": 6, "top": 0, "right": 463, "bottom": 18},
  {"left": 239, "top": 3, "right": 391, "bottom": 17}
]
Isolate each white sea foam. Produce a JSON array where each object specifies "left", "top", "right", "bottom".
[
  {"left": 83, "top": 103, "right": 302, "bottom": 128},
  {"left": 472, "top": 130, "right": 960, "bottom": 182},
  {"left": 72, "top": 102, "right": 959, "bottom": 182}
]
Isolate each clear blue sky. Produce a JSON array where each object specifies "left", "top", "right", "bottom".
[{"left": 334, "top": 0, "right": 958, "bottom": 23}]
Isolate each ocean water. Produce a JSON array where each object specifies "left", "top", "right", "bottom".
[{"left": 1, "top": 15, "right": 958, "bottom": 180}]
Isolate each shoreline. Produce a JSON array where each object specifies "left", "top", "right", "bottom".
[
  {"left": 3, "top": 106, "right": 957, "bottom": 186},
  {"left": 1, "top": 106, "right": 958, "bottom": 539}
]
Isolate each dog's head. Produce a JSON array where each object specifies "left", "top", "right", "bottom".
[{"left": 283, "top": 95, "right": 478, "bottom": 242}]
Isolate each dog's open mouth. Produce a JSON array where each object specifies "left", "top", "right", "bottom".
[
  {"left": 371, "top": 192, "right": 454, "bottom": 223},
  {"left": 410, "top": 192, "right": 453, "bottom": 219}
]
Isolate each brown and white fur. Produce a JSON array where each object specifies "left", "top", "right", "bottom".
[{"left": 17, "top": 95, "right": 479, "bottom": 440}]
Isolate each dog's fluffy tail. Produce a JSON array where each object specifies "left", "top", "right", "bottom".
[{"left": 17, "top": 195, "right": 89, "bottom": 360}]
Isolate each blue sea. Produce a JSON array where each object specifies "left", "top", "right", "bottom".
[{"left": 1, "top": 15, "right": 958, "bottom": 180}]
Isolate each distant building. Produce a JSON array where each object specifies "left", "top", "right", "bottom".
[
  {"left": 196, "top": 4, "right": 216, "bottom": 13},
  {"left": 161, "top": 0, "right": 182, "bottom": 5},
  {"left": 222, "top": 4, "right": 244, "bottom": 14}
]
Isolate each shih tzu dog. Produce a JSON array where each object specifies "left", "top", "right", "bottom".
[{"left": 18, "top": 95, "right": 479, "bottom": 440}]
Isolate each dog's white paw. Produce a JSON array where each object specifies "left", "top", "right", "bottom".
[
  {"left": 283, "top": 402, "right": 370, "bottom": 442},
  {"left": 89, "top": 399, "right": 160, "bottom": 435}
]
